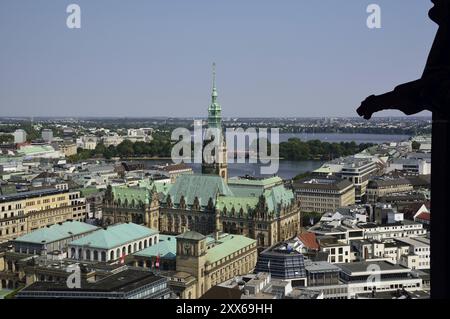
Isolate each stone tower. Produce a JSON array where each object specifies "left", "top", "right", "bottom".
[
  {"left": 202, "top": 63, "right": 228, "bottom": 181},
  {"left": 175, "top": 231, "right": 207, "bottom": 298}
]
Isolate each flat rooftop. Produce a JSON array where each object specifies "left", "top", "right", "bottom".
[
  {"left": 357, "top": 290, "right": 430, "bottom": 299},
  {"left": 0, "top": 188, "right": 67, "bottom": 203},
  {"left": 294, "top": 177, "right": 353, "bottom": 191},
  {"left": 304, "top": 260, "right": 340, "bottom": 273},
  {"left": 20, "top": 269, "right": 164, "bottom": 293},
  {"left": 338, "top": 260, "right": 409, "bottom": 275},
  {"left": 395, "top": 237, "right": 430, "bottom": 247}
]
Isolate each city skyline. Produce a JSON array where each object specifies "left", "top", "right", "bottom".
[{"left": 0, "top": 0, "right": 436, "bottom": 118}]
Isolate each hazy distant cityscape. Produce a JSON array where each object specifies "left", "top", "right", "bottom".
[{"left": 0, "top": 0, "right": 436, "bottom": 303}]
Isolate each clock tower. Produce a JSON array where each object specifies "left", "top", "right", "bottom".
[
  {"left": 176, "top": 231, "right": 207, "bottom": 297},
  {"left": 202, "top": 63, "right": 228, "bottom": 182}
]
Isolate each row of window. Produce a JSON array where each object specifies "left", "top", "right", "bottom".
[
  {"left": 71, "top": 236, "right": 157, "bottom": 261},
  {"left": 211, "top": 244, "right": 255, "bottom": 269},
  {"left": 1, "top": 212, "right": 25, "bottom": 223},
  {"left": 0, "top": 224, "right": 25, "bottom": 236}
]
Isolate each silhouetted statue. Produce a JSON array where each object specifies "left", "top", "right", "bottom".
[
  {"left": 357, "top": 0, "right": 450, "bottom": 299},
  {"left": 357, "top": 0, "right": 450, "bottom": 120}
]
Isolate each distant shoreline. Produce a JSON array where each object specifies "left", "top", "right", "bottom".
[{"left": 119, "top": 157, "right": 173, "bottom": 161}]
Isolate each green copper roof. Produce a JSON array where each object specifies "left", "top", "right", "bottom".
[
  {"left": 133, "top": 233, "right": 256, "bottom": 264},
  {"left": 165, "top": 174, "right": 233, "bottom": 207},
  {"left": 177, "top": 230, "right": 206, "bottom": 241},
  {"left": 263, "top": 184, "right": 295, "bottom": 214},
  {"left": 14, "top": 221, "right": 98, "bottom": 244},
  {"left": 69, "top": 223, "right": 158, "bottom": 250},
  {"left": 206, "top": 234, "right": 256, "bottom": 264},
  {"left": 228, "top": 176, "right": 283, "bottom": 187},
  {"left": 207, "top": 63, "right": 222, "bottom": 129},
  {"left": 216, "top": 196, "right": 259, "bottom": 216},
  {"left": 17, "top": 145, "right": 57, "bottom": 155},
  {"left": 228, "top": 176, "right": 284, "bottom": 198},
  {"left": 133, "top": 234, "right": 177, "bottom": 260},
  {"left": 112, "top": 179, "right": 170, "bottom": 206},
  {"left": 113, "top": 186, "right": 152, "bottom": 206},
  {"left": 139, "top": 179, "right": 171, "bottom": 195},
  {"left": 215, "top": 176, "right": 294, "bottom": 216}
]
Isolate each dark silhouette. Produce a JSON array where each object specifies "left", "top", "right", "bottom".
[
  {"left": 357, "top": 0, "right": 450, "bottom": 299},
  {"left": 357, "top": 0, "right": 450, "bottom": 120}
]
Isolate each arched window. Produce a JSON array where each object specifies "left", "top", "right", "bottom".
[
  {"left": 128, "top": 245, "right": 132, "bottom": 254},
  {"left": 110, "top": 250, "right": 115, "bottom": 260},
  {"left": 139, "top": 241, "right": 142, "bottom": 250},
  {"left": 86, "top": 250, "right": 91, "bottom": 260},
  {"left": 116, "top": 248, "right": 120, "bottom": 258},
  {"left": 78, "top": 248, "right": 82, "bottom": 259},
  {"left": 70, "top": 248, "right": 76, "bottom": 259},
  {"left": 93, "top": 250, "right": 99, "bottom": 261},
  {"left": 101, "top": 251, "right": 106, "bottom": 262},
  {"left": 134, "top": 243, "right": 137, "bottom": 252},
  {"left": 149, "top": 237, "right": 153, "bottom": 246},
  {"left": 144, "top": 240, "right": 148, "bottom": 248}
]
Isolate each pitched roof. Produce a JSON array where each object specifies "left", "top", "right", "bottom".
[
  {"left": 227, "top": 176, "right": 283, "bottom": 198},
  {"left": 415, "top": 212, "right": 430, "bottom": 221},
  {"left": 112, "top": 185, "right": 154, "bottom": 205},
  {"left": 298, "top": 232, "right": 319, "bottom": 250},
  {"left": 166, "top": 174, "right": 233, "bottom": 207},
  {"left": 216, "top": 196, "right": 259, "bottom": 216},
  {"left": 263, "top": 184, "right": 295, "bottom": 214},
  {"left": 176, "top": 231, "right": 206, "bottom": 241},
  {"left": 14, "top": 221, "right": 98, "bottom": 245},
  {"left": 205, "top": 234, "right": 256, "bottom": 264},
  {"left": 228, "top": 176, "right": 283, "bottom": 187},
  {"left": 69, "top": 223, "right": 158, "bottom": 250},
  {"left": 134, "top": 235, "right": 176, "bottom": 259}
]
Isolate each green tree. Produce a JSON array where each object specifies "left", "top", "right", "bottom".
[
  {"left": 116, "top": 140, "right": 134, "bottom": 156},
  {"left": 0, "top": 134, "right": 13, "bottom": 144}
]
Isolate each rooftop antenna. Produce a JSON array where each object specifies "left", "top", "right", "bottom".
[{"left": 212, "top": 62, "right": 216, "bottom": 89}]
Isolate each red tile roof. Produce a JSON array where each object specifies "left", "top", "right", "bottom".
[
  {"left": 298, "top": 232, "right": 319, "bottom": 250},
  {"left": 415, "top": 212, "right": 431, "bottom": 221}
]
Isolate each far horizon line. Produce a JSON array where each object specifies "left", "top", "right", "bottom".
[{"left": 0, "top": 115, "right": 433, "bottom": 120}]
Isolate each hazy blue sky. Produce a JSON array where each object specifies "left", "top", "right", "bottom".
[{"left": 0, "top": 0, "right": 437, "bottom": 117}]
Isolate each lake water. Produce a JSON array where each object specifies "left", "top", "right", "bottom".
[
  {"left": 190, "top": 131, "right": 411, "bottom": 145},
  {"left": 278, "top": 133, "right": 410, "bottom": 144},
  {"left": 142, "top": 133, "right": 409, "bottom": 180}
]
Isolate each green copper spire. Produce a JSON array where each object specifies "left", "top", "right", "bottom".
[{"left": 208, "top": 62, "right": 222, "bottom": 129}]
